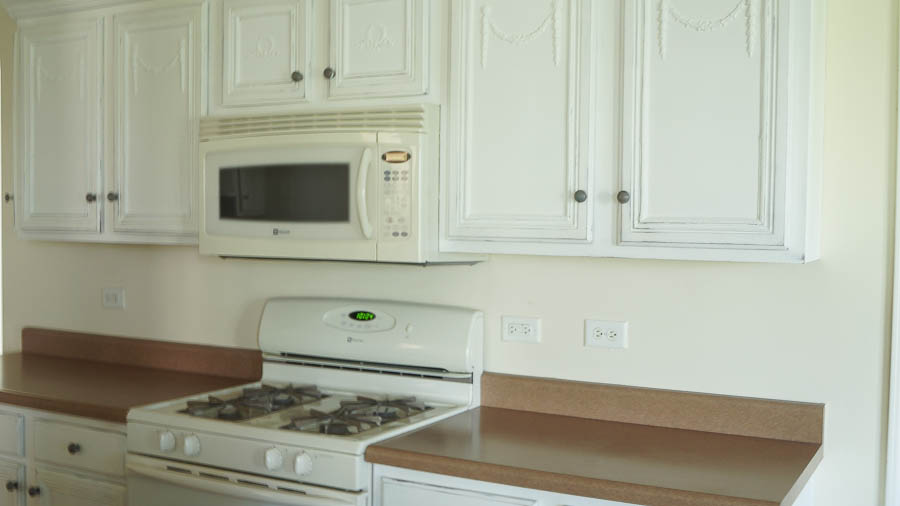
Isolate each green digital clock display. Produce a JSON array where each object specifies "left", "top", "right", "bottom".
[{"left": 349, "top": 311, "right": 376, "bottom": 321}]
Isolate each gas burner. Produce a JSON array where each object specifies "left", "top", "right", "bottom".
[
  {"left": 281, "top": 396, "right": 432, "bottom": 435},
  {"left": 179, "top": 384, "right": 327, "bottom": 421}
]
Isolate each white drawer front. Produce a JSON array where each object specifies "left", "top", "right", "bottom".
[
  {"left": 383, "top": 478, "right": 536, "bottom": 506},
  {"left": 34, "top": 421, "right": 125, "bottom": 477},
  {"left": 0, "top": 413, "right": 23, "bottom": 458}
]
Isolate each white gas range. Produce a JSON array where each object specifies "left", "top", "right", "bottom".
[{"left": 126, "top": 297, "right": 483, "bottom": 506}]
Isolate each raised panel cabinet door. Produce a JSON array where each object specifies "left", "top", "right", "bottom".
[
  {"left": 112, "top": 4, "right": 203, "bottom": 236},
  {"left": 619, "top": 0, "right": 803, "bottom": 248},
  {"left": 16, "top": 17, "right": 103, "bottom": 233},
  {"left": 443, "top": 0, "right": 593, "bottom": 245},
  {"left": 31, "top": 468, "right": 125, "bottom": 506},
  {"left": 221, "top": 0, "right": 311, "bottom": 107},
  {"left": 327, "top": 0, "right": 427, "bottom": 99},
  {"left": 381, "top": 478, "right": 536, "bottom": 506},
  {"left": 0, "top": 460, "right": 23, "bottom": 506}
]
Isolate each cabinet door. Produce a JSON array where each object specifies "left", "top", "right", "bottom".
[
  {"left": 0, "top": 460, "right": 23, "bottom": 506},
  {"left": 443, "top": 0, "right": 593, "bottom": 249},
  {"left": 16, "top": 17, "right": 103, "bottom": 233},
  {"left": 221, "top": 0, "right": 311, "bottom": 107},
  {"left": 382, "top": 478, "right": 535, "bottom": 506},
  {"left": 619, "top": 0, "right": 795, "bottom": 248},
  {"left": 30, "top": 468, "right": 124, "bottom": 506},
  {"left": 326, "top": 0, "right": 427, "bottom": 99},
  {"left": 111, "top": 3, "right": 203, "bottom": 237}
]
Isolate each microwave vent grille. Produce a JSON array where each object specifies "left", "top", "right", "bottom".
[{"left": 200, "top": 106, "right": 431, "bottom": 141}]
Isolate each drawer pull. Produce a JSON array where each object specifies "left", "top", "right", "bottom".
[
  {"left": 27, "top": 487, "right": 40, "bottom": 497},
  {"left": 67, "top": 442, "right": 82, "bottom": 455},
  {"left": 5, "top": 481, "right": 16, "bottom": 492}
]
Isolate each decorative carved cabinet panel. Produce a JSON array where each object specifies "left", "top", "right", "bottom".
[
  {"left": 327, "top": 0, "right": 427, "bottom": 99},
  {"left": 220, "top": 0, "right": 311, "bottom": 108},
  {"left": 16, "top": 16, "right": 103, "bottom": 233},
  {"left": 618, "top": 0, "right": 818, "bottom": 255},
  {"left": 442, "top": 0, "right": 594, "bottom": 246},
  {"left": 112, "top": 4, "right": 202, "bottom": 236}
]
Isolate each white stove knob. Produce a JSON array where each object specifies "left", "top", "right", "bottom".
[
  {"left": 265, "top": 448, "right": 284, "bottom": 471},
  {"left": 183, "top": 435, "right": 201, "bottom": 457},
  {"left": 159, "top": 431, "right": 176, "bottom": 453},
  {"left": 294, "top": 452, "right": 313, "bottom": 476}
]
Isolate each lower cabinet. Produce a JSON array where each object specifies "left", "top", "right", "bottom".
[{"left": 0, "top": 405, "right": 125, "bottom": 506}]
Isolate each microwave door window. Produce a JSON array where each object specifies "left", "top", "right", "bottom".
[{"left": 219, "top": 164, "right": 350, "bottom": 222}]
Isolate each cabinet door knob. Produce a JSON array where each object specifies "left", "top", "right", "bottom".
[
  {"left": 3, "top": 193, "right": 11, "bottom": 203},
  {"left": 573, "top": 190, "right": 587, "bottom": 203},
  {"left": 107, "top": 192, "right": 119, "bottom": 202},
  {"left": 323, "top": 67, "right": 336, "bottom": 79},
  {"left": 5, "top": 481, "right": 17, "bottom": 492},
  {"left": 616, "top": 190, "right": 631, "bottom": 204},
  {"left": 27, "top": 487, "right": 39, "bottom": 497},
  {"left": 67, "top": 442, "right": 81, "bottom": 454},
  {"left": 291, "top": 71, "right": 304, "bottom": 82},
  {"left": 85, "top": 193, "right": 97, "bottom": 203}
]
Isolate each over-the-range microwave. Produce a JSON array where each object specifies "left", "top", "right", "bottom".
[{"left": 199, "top": 105, "right": 480, "bottom": 264}]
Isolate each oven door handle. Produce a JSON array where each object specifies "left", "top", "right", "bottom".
[
  {"left": 126, "top": 461, "right": 353, "bottom": 506},
  {"left": 357, "top": 148, "right": 374, "bottom": 240}
]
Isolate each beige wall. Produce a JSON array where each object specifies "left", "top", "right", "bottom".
[{"left": 0, "top": 0, "right": 897, "bottom": 505}]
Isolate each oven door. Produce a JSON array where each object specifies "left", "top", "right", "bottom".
[
  {"left": 200, "top": 132, "right": 380, "bottom": 261},
  {"left": 127, "top": 455, "right": 367, "bottom": 506}
]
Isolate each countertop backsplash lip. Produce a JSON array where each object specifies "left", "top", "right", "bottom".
[{"left": 481, "top": 372, "right": 824, "bottom": 444}]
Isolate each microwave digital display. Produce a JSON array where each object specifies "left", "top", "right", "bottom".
[
  {"left": 349, "top": 311, "right": 376, "bottom": 321},
  {"left": 219, "top": 164, "right": 350, "bottom": 222}
]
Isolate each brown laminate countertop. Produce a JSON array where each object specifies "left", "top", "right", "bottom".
[
  {"left": 366, "top": 407, "right": 822, "bottom": 506},
  {"left": 0, "top": 353, "right": 251, "bottom": 423}
]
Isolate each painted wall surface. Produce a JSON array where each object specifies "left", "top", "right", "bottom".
[{"left": 0, "top": 0, "right": 896, "bottom": 505}]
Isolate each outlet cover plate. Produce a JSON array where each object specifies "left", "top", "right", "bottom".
[
  {"left": 585, "top": 320, "right": 628, "bottom": 349},
  {"left": 502, "top": 316, "right": 541, "bottom": 343},
  {"left": 102, "top": 287, "right": 126, "bottom": 309}
]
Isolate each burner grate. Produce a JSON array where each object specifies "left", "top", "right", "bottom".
[
  {"left": 281, "top": 396, "right": 431, "bottom": 435},
  {"left": 179, "top": 384, "right": 327, "bottom": 421}
]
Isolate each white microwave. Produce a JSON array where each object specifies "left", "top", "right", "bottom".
[{"left": 199, "top": 106, "right": 479, "bottom": 264}]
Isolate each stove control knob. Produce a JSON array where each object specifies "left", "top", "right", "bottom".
[
  {"left": 294, "top": 452, "right": 313, "bottom": 476},
  {"left": 183, "top": 435, "right": 201, "bottom": 457},
  {"left": 159, "top": 431, "right": 176, "bottom": 453},
  {"left": 265, "top": 448, "right": 284, "bottom": 471}
]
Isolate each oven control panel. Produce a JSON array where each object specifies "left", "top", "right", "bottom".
[
  {"left": 380, "top": 149, "right": 413, "bottom": 241},
  {"left": 322, "top": 305, "right": 397, "bottom": 333}
]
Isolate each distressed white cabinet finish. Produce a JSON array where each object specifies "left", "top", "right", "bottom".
[
  {"left": 15, "top": 15, "right": 104, "bottom": 234},
  {"left": 212, "top": 0, "right": 311, "bottom": 112},
  {"left": 326, "top": 0, "right": 428, "bottom": 99},
  {"left": 111, "top": 4, "right": 203, "bottom": 237},
  {"left": 0, "top": 460, "right": 24, "bottom": 506},
  {"left": 441, "top": 0, "right": 594, "bottom": 248}
]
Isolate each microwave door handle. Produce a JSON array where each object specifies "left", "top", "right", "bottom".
[
  {"left": 357, "top": 148, "right": 374, "bottom": 239},
  {"left": 126, "top": 461, "right": 355, "bottom": 506}
]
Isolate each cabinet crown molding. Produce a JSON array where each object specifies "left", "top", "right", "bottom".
[{"left": 1, "top": 0, "right": 140, "bottom": 19}]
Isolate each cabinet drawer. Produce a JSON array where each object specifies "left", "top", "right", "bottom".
[
  {"left": 383, "top": 478, "right": 535, "bottom": 506},
  {"left": 34, "top": 421, "right": 125, "bottom": 477},
  {"left": 0, "top": 412, "right": 23, "bottom": 457}
]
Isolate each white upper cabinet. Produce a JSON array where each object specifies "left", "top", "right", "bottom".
[
  {"left": 16, "top": 15, "right": 104, "bottom": 234},
  {"left": 614, "top": 0, "right": 822, "bottom": 262},
  {"left": 111, "top": 4, "right": 203, "bottom": 237},
  {"left": 326, "top": 0, "right": 428, "bottom": 99},
  {"left": 441, "top": 0, "right": 594, "bottom": 251},
  {"left": 213, "top": 0, "right": 311, "bottom": 112}
]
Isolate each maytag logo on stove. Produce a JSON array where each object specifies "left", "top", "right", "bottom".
[
  {"left": 272, "top": 228, "right": 290, "bottom": 236},
  {"left": 347, "top": 336, "right": 364, "bottom": 344}
]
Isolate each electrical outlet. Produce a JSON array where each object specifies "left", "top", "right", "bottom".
[
  {"left": 585, "top": 320, "right": 628, "bottom": 349},
  {"left": 102, "top": 288, "right": 126, "bottom": 309},
  {"left": 502, "top": 316, "right": 541, "bottom": 343}
]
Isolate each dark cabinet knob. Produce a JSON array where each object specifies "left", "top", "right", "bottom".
[
  {"left": 3, "top": 193, "right": 11, "bottom": 203},
  {"left": 323, "top": 67, "right": 336, "bottom": 79},
  {"left": 27, "top": 487, "right": 39, "bottom": 497},
  {"left": 573, "top": 190, "right": 587, "bottom": 203},
  {"left": 85, "top": 193, "right": 97, "bottom": 203},
  {"left": 616, "top": 190, "right": 631, "bottom": 204},
  {"left": 67, "top": 442, "right": 81, "bottom": 455},
  {"left": 5, "top": 481, "right": 17, "bottom": 492},
  {"left": 107, "top": 192, "right": 119, "bottom": 202},
  {"left": 291, "top": 71, "right": 304, "bottom": 82}
]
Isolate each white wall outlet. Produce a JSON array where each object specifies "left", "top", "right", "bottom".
[
  {"left": 501, "top": 316, "right": 541, "bottom": 343},
  {"left": 102, "top": 288, "right": 126, "bottom": 309},
  {"left": 585, "top": 320, "right": 628, "bottom": 349}
]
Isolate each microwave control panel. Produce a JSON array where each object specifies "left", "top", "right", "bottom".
[{"left": 380, "top": 150, "right": 413, "bottom": 241}]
